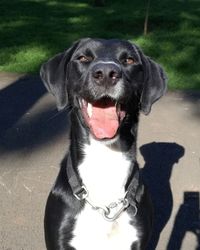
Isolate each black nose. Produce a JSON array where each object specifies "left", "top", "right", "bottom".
[{"left": 92, "top": 63, "right": 122, "bottom": 86}]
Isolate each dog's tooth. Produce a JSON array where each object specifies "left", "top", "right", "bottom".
[
  {"left": 87, "top": 103, "right": 93, "bottom": 118},
  {"left": 83, "top": 99, "right": 87, "bottom": 107}
]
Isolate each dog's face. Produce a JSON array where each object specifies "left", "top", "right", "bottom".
[{"left": 40, "top": 38, "right": 167, "bottom": 141}]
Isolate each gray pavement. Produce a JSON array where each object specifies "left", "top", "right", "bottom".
[{"left": 0, "top": 73, "right": 200, "bottom": 250}]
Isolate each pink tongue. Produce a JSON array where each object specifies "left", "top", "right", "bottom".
[{"left": 89, "top": 101, "right": 119, "bottom": 139}]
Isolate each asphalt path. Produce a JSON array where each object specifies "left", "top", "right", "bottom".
[{"left": 0, "top": 73, "right": 199, "bottom": 250}]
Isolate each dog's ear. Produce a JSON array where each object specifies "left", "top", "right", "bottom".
[
  {"left": 40, "top": 40, "right": 80, "bottom": 110},
  {"left": 138, "top": 49, "right": 167, "bottom": 115}
]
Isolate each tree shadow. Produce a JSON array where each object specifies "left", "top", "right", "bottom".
[
  {"left": 0, "top": 75, "right": 46, "bottom": 135},
  {"left": 0, "top": 75, "right": 69, "bottom": 152},
  {"left": 140, "top": 142, "right": 185, "bottom": 250},
  {"left": 167, "top": 191, "right": 200, "bottom": 250},
  {"left": 181, "top": 90, "right": 200, "bottom": 119}
]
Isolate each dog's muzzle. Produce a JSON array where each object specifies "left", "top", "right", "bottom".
[{"left": 78, "top": 61, "right": 127, "bottom": 140}]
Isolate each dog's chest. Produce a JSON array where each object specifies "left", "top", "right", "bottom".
[
  {"left": 78, "top": 139, "right": 131, "bottom": 205},
  {"left": 70, "top": 205, "right": 138, "bottom": 250},
  {"left": 70, "top": 139, "right": 138, "bottom": 250}
]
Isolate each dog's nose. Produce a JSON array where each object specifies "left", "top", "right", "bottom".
[{"left": 92, "top": 63, "right": 122, "bottom": 86}]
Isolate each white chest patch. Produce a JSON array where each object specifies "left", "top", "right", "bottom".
[{"left": 70, "top": 138, "right": 138, "bottom": 250}]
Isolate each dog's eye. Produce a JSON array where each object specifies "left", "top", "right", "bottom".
[
  {"left": 78, "top": 55, "right": 93, "bottom": 63},
  {"left": 123, "top": 57, "right": 135, "bottom": 65}
]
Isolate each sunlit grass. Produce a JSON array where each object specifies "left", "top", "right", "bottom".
[
  {"left": 0, "top": 45, "right": 50, "bottom": 73},
  {"left": 0, "top": 0, "right": 199, "bottom": 89}
]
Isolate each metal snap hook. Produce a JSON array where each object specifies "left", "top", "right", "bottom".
[{"left": 102, "top": 198, "right": 130, "bottom": 222}]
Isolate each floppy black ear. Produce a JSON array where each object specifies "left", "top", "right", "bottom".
[
  {"left": 40, "top": 41, "right": 80, "bottom": 110},
  {"left": 139, "top": 51, "right": 167, "bottom": 115}
]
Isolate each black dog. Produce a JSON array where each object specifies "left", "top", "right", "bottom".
[{"left": 40, "top": 38, "right": 167, "bottom": 250}]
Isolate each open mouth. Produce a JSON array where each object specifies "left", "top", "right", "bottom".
[{"left": 80, "top": 97, "right": 126, "bottom": 140}]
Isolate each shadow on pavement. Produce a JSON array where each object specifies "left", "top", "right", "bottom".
[
  {"left": 0, "top": 107, "right": 69, "bottom": 151},
  {"left": 140, "top": 142, "right": 185, "bottom": 250},
  {"left": 167, "top": 191, "right": 200, "bottom": 250},
  {"left": 0, "top": 75, "right": 46, "bottom": 134},
  {"left": 182, "top": 91, "right": 200, "bottom": 119},
  {"left": 0, "top": 75, "right": 69, "bottom": 152}
]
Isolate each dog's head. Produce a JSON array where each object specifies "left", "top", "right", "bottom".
[{"left": 40, "top": 38, "right": 167, "bottom": 141}]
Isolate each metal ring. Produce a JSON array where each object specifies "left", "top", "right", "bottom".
[
  {"left": 73, "top": 185, "right": 88, "bottom": 200},
  {"left": 131, "top": 203, "right": 137, "bottom": 217}
]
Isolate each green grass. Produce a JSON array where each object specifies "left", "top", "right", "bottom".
[{"left": 0, "top": 0, "right": 200, "bottom": 89}]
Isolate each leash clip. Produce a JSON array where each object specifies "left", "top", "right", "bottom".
[
  {"left": 73, "top": 186, "right": 137, "bottom": 222},
  {"left": 73, "top": 185, "right": 88, "bottom": 200},
  {"left": 102, "top": 198, "right": 130, "bottom": 222}
]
